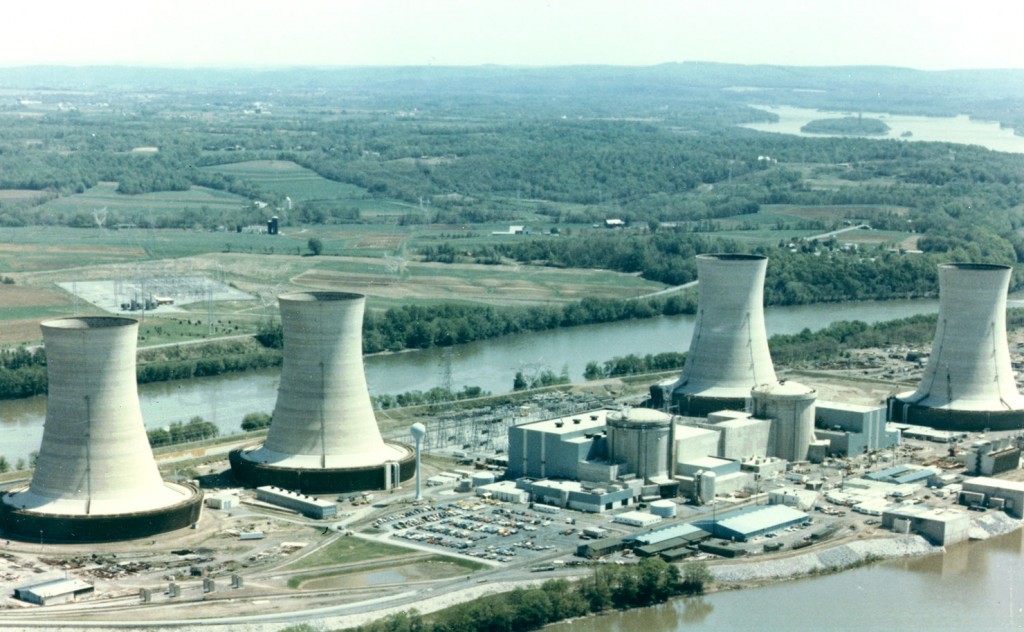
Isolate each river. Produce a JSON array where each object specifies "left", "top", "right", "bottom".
[
  {"left": 742, "top": 104, "right": 1024, "bottom": 154},
  {"left": 548, "top": 528, "right": 1024, "bottom": 632},
  {"left": 0, "top": 298, "right": 940, "bottom": 465}
]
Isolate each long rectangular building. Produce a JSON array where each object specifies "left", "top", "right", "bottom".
[{"left": 255, "top": 486, "right": 337, "bottom": 519}]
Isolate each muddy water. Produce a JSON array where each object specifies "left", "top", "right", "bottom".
[{"left": 549, "top": 528, "right": 1024, "bottom": 631}]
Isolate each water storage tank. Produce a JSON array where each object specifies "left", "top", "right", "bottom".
[
  {"left": 669, "top": 254, "right": 776, "bottom": 416},
  {"left": 0, "top": 317, "right": 202, "bottom": 543},
  {"left": 891, "top": 263, "right": 1024, "bottom": 430},
  {"left": 606, "top": 408, "right": 673, "bottom": 481},
  {"left": 231, "top": 292, "right": 413, "bottom": 493},
  {"left": 752, "top": 380, "right": 817, "bottom": 463},
  {"left": 650, "top": 499, "right": 677, "bottom": 518},
  {"left": 471, "top": 472, "right": 496, "bottom": 488}
]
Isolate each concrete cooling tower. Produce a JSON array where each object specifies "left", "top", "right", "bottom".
[
  {"left": 0, "top": 317, "right": 202, "bottom": 543},
  {"left": 231, "top": 292, "right": 413, "bottom": 493},
  {"left": 662, "top": 254, "right": 777, "bottom": 416},
  {"left": 890, "top": 263, "right": 1024, "bottom": 430}
]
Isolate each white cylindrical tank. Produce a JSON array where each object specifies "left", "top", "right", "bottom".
[
  {"left": 671, "top": 254, "right": 776, "bottom": 415},
  {"left": 1, "top": 317, "right": 201, "bottom": 541},
  {"left": 894, "top": 263, "right": 1024, "bottom": 427},
  {"left": 752, "top": 380, "right": 817, "bottom": 463},
  {"left": 650, "top": 499, "right": 677, "bottom": 518},
  {"left": 472, "top": 472, "right": 496, "bottom": 487},
  {"left": 242, "top": 292, "right": 407, "bottom": 469},
  {"left": 606, "top": 408, "right": 673, "bottom": 481}
]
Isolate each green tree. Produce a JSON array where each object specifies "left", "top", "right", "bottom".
[
  {"left": 681, "top": 561, "right": 714, "bottom": 595},
  {"left": 241, "top": 412, "right": 272, "bottom": 431},
  {"left": 307, "top": 237, "right": 323, "bottom": 256},
  {"left": 513, "top": 371, "right": 528, "bottom": 391}
]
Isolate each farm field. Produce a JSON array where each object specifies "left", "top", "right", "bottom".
[
  {"left": 201, "top": 160, "right": 366, "bottom": 202},
  {"left": 38, "top": 182, "right": 248, "bottom": 219},
  {"left": 1, "top": 237, "right": 668, "bottom": 348}
]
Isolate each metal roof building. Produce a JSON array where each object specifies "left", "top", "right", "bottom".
[
  {"left": 14, "top": 578, "right": 94, "bottom": 606},
  {"left": 626, "top": 522, "right": 708, "bottom": 546},
  {"left": 696, "top": 505, "right": 809, "bottom": 541}
]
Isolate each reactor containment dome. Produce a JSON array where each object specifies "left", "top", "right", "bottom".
[
  {"left": 230, "top": 292, "right": 414, "bottom": 493},
  {"left": 0, "top": 317, "right": 202, "bottom": 543},
  {"left": 657, "top": 254, "right": 777, "bottom": 416},
  {"left": 889, "top": 263, "right": 1024, "bottom": 430}
]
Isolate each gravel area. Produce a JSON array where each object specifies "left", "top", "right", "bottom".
[
  {"left": 711, "top": 535, "right": 941, "bottom": 583},
  {"left": 969, "top": 512, "right": 1022, "bottom": 540}
]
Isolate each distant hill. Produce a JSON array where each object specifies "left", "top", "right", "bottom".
[{"left": 1, "top": 63, "right": 1021, "bottom": 132}]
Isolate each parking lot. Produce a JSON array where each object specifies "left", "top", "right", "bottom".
[{"left": 372, "top": 498, "right": 609, "bottom": 564}]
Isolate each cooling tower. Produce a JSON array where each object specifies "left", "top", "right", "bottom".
[
  {"left": 666, "top": 254, "right": 777, "bottom": 416},
  {"left": 752, "top": 380, "right": 817, "bottom": 463},
  {"left": 890, "top": 263, "right": 1024, "bottom": 430},
  {"left": 0, "top": 317, "right": 202, "bottom": 543},
  {"left": 231, "top": 292, "right": 413, "bottom": 493}
]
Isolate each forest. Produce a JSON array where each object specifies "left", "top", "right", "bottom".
[{"left": 1, "top": 63, "right": 1023, "bottom": 353}]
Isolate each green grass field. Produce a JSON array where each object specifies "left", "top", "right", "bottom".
[
  {"left": 284, "top": 536, "right": 412, "bottom": 571},
  {"left": 202, "top": 160, "right": 368, "bottom": 202},
  {"left": 38, "top": 182, "right": 248, "bottom": 218}
]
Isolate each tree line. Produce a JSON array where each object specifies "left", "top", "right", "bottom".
[
  {"left": 0, "top": 338, "right": 282, "bottom": 401},
  {"left": 342, "top": 559, "right": 712, "bottom": 632}
]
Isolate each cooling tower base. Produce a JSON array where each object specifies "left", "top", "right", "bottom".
[
  {"left": 229, "top": 444, "right": 416, "bottom": 494},
  {"left": 0, "top": 484, "right": 203, "bottom": 544},
  {"left": 672, "top": 394, "right": 748, "bottom": 418},
  {"left": 889, "top": 398, "right": 1024, "bottom": 431}
]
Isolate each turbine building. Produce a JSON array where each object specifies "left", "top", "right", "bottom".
[
  {"left": 653, "top": 254, "right": 777, "bottom": 415},
  {"left": 230, "top": 292, "right": 414, "bottom": 493},
  {"left": 889, "top": 263, "right": 1024, "bottom": 430},
  {"left": 0, "top": 317, "right": 202, "bottom": 543}
]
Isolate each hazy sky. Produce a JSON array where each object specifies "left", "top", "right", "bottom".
[{"left": 2, "top": 0, "right": 1019, "bottom": 70}]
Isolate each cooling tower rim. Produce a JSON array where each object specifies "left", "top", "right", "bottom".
[
  {"left": 279, "top": 291, "right": 366, "bottom": 303},
  {"left": 939, "top": 262, "right": 1011, "bottom": 272},
  {"left": 696, "top": 253, "right": 767, "bottom": 262},
  {"left": 237, "top": 441, "right": 413, "bottom": 470},
  {"left": 41, "top": 316, "right": 138, "bottom": 330}
]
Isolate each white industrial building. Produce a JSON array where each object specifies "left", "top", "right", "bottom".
[
  {"left": 881, "top": 506, "right": 971, "bottom": 546},
  {"left": 231, "top": 292, "right": 413, "bottom": 493},
  {"left": 255, "top": 486, "right": 337, "bottom": 519},
  {"left": 815, "top": 401, "right": 900, "bottom": 456},
  {"left": 13, "top": 578, "right": 94, "bottom": 606},
  {"left": 960, "top": 477, "right": 1024, "bottom": 518},
  {"left": 890, "top": 263, "right": 1024, "bottom": 430}
]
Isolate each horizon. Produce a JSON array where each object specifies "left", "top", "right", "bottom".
[{"left": 2, "top": 1, "right": 1020, "bottom": 72}]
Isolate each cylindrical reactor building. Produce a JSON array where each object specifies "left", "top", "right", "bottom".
[
  {"left": 890, "top": 263, "right": 1024, "bottom": 430},
  {"left": 0, "top": 317, "right": 202, "bottom": 543},
  {"left": 606, "top": 408, "right": 673, "bottom": 481},
  {"left": 752, "top": 380, "right": 817, "bottom": 463},
  {"left": 231, "top": 292, "right": 413, "bottom": 493},
  {"left": 668, "top": 254, "right": 777, "bottom": 416}
]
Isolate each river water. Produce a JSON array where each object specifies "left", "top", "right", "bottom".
[
  {"left": 549, "top": 528, "right": 1024, "bottom": 632},
  {"left": 742, "top": 105, "right": 1024, "bottom": 154},
  {"left": 0, "top": 298, "right": 939, "bottom": 465}
]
